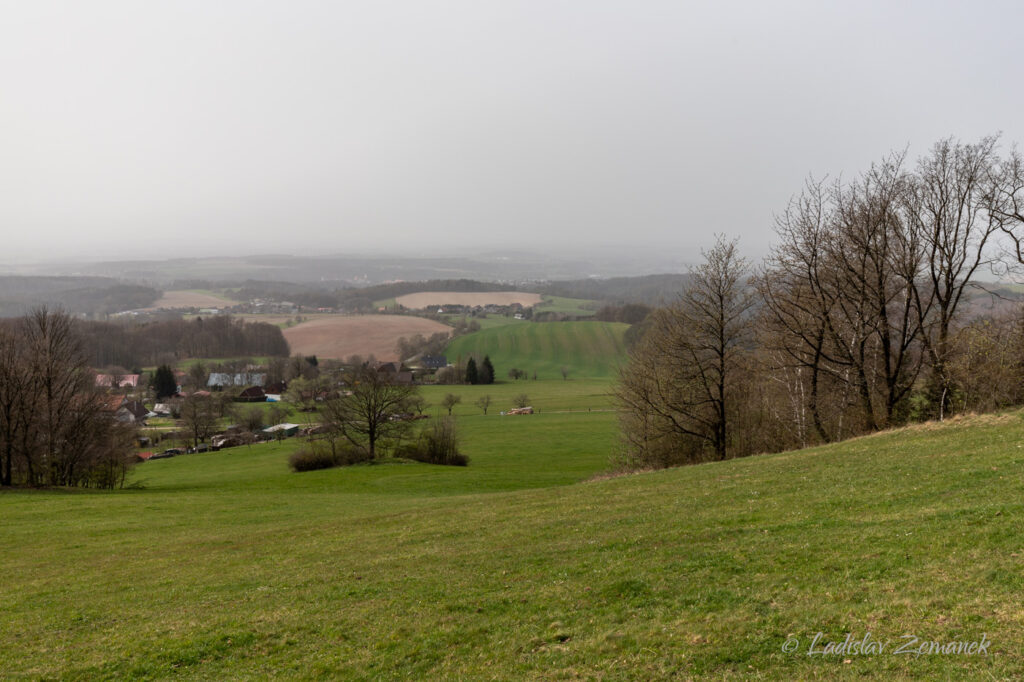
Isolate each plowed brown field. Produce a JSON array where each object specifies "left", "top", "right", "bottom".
[
  {"left": 394, "top": 291, "right": 542, "bottom": 309},
  {"left": 282, "top": 315, "right": 451, "bottom": 360}
]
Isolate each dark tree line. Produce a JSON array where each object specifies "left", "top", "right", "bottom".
[
  {"left": 618, "top": 136, "right": 1024, "bottom": 469},
  {"left": 0, "top": 309, "right": 136, "bottom": 488},
  {"left": 0, "top": 277, "right": 160, "bottom": 317},
  {"left": 594, "top": 303, "right": 653, "bottom": 324},
  {"left": 529, "top": 274, "right": 691, "bottom": 307},
  {"left": 76, "top": 315, "right": 289, "bottom": 368}
]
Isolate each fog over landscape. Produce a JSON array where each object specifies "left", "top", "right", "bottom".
[{"left": 4, "top": 1, "right": 1024, "bottom": 270}]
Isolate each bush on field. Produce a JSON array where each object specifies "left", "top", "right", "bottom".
[
  {"left": 288, "top": 444, "right": 371, "bottom": 472},
  {"left": 396, "top": 417, "right": 469, "bottom": 466}
]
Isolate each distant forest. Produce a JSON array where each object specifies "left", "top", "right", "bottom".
[
  {"left": 77, "top": 316, "right": 289, "bottom": 369},
  {"left": 222, "top": 275, "right": 691, "bottom": 310},
  {"left": 0, "top": 277, "right": 160, "bottom": 317},
  {"left": 529, "top": 274, "right": 692, "bottom": 307}
]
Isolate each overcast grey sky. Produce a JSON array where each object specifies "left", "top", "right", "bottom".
[{"left": 2, "top": 1, "right": 1022, "bottom": 265}]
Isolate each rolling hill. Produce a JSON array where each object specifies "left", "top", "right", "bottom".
[
  {"left": 2, "top": 408, "right": 1023, "bottom": 678},
  {"left": 444, "top": 320, "right": 629, "bottom": 379}
]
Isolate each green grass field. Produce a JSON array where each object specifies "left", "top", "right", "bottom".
[
  {"left": 444, "top": 321, "right": 629, "bottom": 380},
  {"left": 420, "top": 378, "right": 616, "bottom": 414},
  {"left": 533, "top": 295, "right": 598, "bottom": 317},
  {"left": 4, "top": 406, "right": 1024, "bottom": 678},
  {"left": 442, "top": 314, "right": 526, "bottom": 330}
]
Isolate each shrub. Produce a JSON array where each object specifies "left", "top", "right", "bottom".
[
  {"left": 435, "top": 366, "right": 463, "bottom": 385},
  {"left": 288, "top": 444, "right": 371, "bottom": 472},
  {"left": 241, "top": 406, "right": 265, "bottom": 432},
  {"left": 397, "top": 417, "right": 469, "bottom": 466}
]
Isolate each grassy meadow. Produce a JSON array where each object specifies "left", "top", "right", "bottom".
[
  {"left": 420, "top": 378, "right": 616, "bottom": 415},
  {"left": 534, "top": 295, "right": 598, "bottom": 317},
  {"left": 3, "top": 404, "right": 1024, "bottom": 678},
  {"left": 4, "top": 321, "right": 1022, "bottom": 679},
  {"left": 444, "top": 321, "right": 629, "bottom": 380}
]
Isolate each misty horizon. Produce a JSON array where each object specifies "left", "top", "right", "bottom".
[{"left": 4, "top": 2, "right": 1024, "bottom": 266}]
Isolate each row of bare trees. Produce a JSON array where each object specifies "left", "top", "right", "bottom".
[
  {"left": 618, "top": 136, "right": 1024, "bottom": 468},
  {"left": 76, "top": 315, "right": 289, "bottom": 369},
  {"left": 0, "top": 309, "right": 136, "bottom": 488}
]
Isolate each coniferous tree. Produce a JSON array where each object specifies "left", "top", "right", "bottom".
[
  {"left": 465, "top": 357, "right": 479, "bottom": 385},
  {"left": 480, "top": 356, "right": 495, "bottom": 385},
  {"left": 153, "top": 364, "right": 178, "bottom": 399}
]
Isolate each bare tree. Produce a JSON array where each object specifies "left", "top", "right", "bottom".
[
  {"left": 180, "top": 393, "right": 220, "bottom": 448},
  {"left": 319, "top": 366, "right": 417, "bottom": 458},
  {"left": 759, "top": 178, "right": 837, "bottom": 442},
  {"left": 407, "top": 394, "right": 428, "bottom": 416},
  {"left": 760, "top": 154, "right": 930, "bottom": 436},
  {"left": 0, "top": 309, "right": 135, "bottom": 488},
  {"left": 905, "top": 136, "right": 1002, "bottom": 418},
  {"left": 826, "top": 154, "right": 924, "bottom": 429},
  {"left": 475, "top": 395, "right": 492, "bottom": 415},
  {"left": 0, "top": 327, "right": 33, "bottom": 486},
  {"left": 23, "top": 308, "right": 97, "bottom": 484},
  {"left": 441, "top": 393, "right": 461, "bottom": 416},
  {"left": 618, "top": 236, "right": 754, "bottom": 464},
  {"left": 188, "top": 361, "right": 208, "bottom": 390}
]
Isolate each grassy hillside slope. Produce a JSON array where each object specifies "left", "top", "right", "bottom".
[
  {"left": 445, "top": 321, "right": 628, "bottom": 380},
  {"left": 3, "top": 411, "right": 1024, "bottom": 678}
]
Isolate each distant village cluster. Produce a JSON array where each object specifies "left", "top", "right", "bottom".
[{"left": 91, "top": 354, "right": 456, "bottom": 461}]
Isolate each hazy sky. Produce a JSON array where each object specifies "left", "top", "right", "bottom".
[{"left": 3, "top": 1, "right": 1023, "bottom": 265}]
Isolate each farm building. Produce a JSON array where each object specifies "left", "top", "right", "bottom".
[
  {"left": 152, "top": 403, "right": 174, "bottom": 416},
  {"left": 263, "top": 423, "right": 300, "bottom": 438},
  {"left": 420, "top": 355, "right": 448, "bottom": 369},
  {"left": 370, "top": 361, "right": 414, "bottom": 385},
  {"left": 99, "top": 396, "right": 151, "bottom": 423},
  {"left": 264, "top": 381, "right": 287, "bottom": 402},
  {"left": 121, "top": 400, "right": 152, "bottom": 422},
  {"left": 208, "top": 372, "right": 267, "bottom": 389},
  {"left": 95, "top": 373, "right": 141, "bottom": 389},
  {"left": 236, "top": 386, "right": 267, "bottom": 403}
]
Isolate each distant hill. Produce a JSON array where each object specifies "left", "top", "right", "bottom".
[
  {"left": 232, "top": 279, "right": 516, "bottom": 313},
  {"left": 445, "top": 321, "right": 628, "bottom": 379},
  {"left": 532, "top": 273, "right": 690, "bottom": 306},
  {"left": 0, "top": 276, "right": 160, "bottom": 317}
]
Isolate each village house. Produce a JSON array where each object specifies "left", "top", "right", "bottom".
[
  {"left": 420, "top": 355, "right": 448, "bottom": 370},
  {"left": 95, "top": 373, "right": 142, "bottom": 389},
  {"left": 99, "top": 396, "right": 151, "bottom": 424},
  {"left": 236, "top": 386, "right": 267, "bottom": 403},
  {"left": 370, "top": 360, "right": 414, "bottom": 385},
  {"left": 207, "top": 372, "right": 267, "bottom": 389}
]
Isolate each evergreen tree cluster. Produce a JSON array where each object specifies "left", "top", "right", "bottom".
[{"left": 465, "top": 355, "right": 495, "bottom": 385}]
